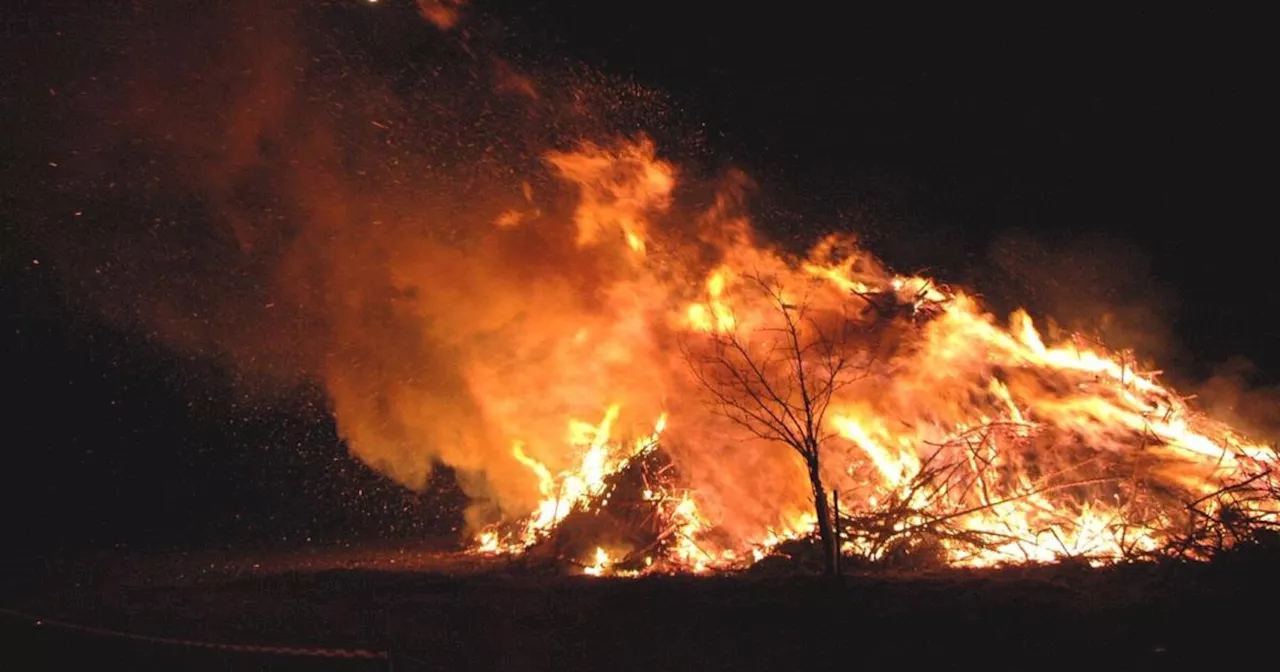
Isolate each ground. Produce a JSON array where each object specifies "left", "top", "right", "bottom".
[{"left": 2, "top": 542, "right": 1276, "bottom": 671}]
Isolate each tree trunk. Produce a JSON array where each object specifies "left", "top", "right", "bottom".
[{"left": 807, "top": 457, "right": 837, "bottom": 576}]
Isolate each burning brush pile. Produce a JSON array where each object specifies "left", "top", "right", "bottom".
[
  {"left": 76, "top": 1, "right": 1276, "bottom": 577},
  {"left": 464, "top": 266, "right": 1280, "bottom": 574},
  {"left": 448, "top": 139, "right": 1280, "bottom": 576}
]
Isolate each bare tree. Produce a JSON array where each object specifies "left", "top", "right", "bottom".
[{"left": 682, "top": 272, "right": 874, "bottom": 575}]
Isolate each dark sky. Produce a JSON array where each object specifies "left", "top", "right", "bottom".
[{"left": 1, "top": 1, "right": 1275, "bottom": 553}]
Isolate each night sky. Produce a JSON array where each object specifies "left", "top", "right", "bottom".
[{"left": 2, "top": 2, "right": 1275, "bottom": 556}]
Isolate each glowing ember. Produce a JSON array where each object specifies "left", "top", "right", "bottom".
[{"left": 583, "top": 547, "right": 611, "bottom": 576}]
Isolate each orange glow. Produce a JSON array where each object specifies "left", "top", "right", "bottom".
[
  {"left": 449, "top": 136, "right": 1277, "bottom": 576},
  {"left": 98, "top": 0, "right": 1276, "bottom": 579}
]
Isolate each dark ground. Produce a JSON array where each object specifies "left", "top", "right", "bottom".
[{"left": 2, "top": 544, "right": 1277, "bottom": 671}]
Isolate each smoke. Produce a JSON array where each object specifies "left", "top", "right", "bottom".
[
  {"left": 29, "top": 0, "right": 1277, "bottom": 550},
  {"left": 1194, "top": 359, "right": 1280, "bottom": 443},
  {"left": 978, "top": 228, "right": 1181, "bottom": 366},
  {"left": 34, "top": 0, "right": 722, "bottom": 530}
]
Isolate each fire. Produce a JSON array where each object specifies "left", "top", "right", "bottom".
[
  {"left": 582, "top": 547, "right": 611, "bottom": 576},
  {"left": 66, "top": 0, "right": 1276, "bottom": 580},
  {"left": 454, "top": 135, "right": 1277, "bottom": 576},
  {"left": 213, "top": 3, "right": 1274, "bottom": 577},
  {"left": 472, "top": 405, "right": 670, "bottom": 556},
  {"left": 545, "top": 137, "right": 675, "bottom": 256}
]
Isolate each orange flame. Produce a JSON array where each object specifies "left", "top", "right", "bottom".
[
  {"left": 82, "top": 1, "right": 1276, "bottom": 578},
  {"left": 455, "top": 136, "right": 1277, "bottom": 575}
]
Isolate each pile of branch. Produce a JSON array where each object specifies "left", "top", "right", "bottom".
[
  {"left": 832, "top": 422, "right": 1280, "bottom": 570},
  {"left": 1162, "top": 467, "right": 1280, "bottom": 559},
  {"left": 515, "top": 446, "right": 699, "bottom": 574}
]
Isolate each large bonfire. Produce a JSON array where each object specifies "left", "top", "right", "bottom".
[
  {"left": 420, "top": 136, "right": 1280, "bottom": 576},
  {"left": 84, "top": 2, "right": 1275, "bottom": 578}
]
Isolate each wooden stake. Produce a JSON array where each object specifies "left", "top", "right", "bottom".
[{"left": 833, "top": 489, "right": 842, "bottom": 577}]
